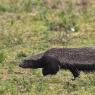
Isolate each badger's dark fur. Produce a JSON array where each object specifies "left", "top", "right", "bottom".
[{"left": 19, "top": 47, "right": 95, "bottom": 79}]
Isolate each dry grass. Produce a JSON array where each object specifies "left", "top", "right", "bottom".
[{"left": 0, "top": 0, "right": 95, "bottom": 95}]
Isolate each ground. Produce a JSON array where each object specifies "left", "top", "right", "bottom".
[{"left": 0, "top": 0, "right": 95, "bottom": 95}]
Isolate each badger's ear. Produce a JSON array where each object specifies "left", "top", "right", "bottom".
[{"left": 42, "top": 56, "right": 60, "bottom": 76}]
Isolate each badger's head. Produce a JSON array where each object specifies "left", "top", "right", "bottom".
[
  {"left": 19, "top": 58, "right": 44, "bottom": 69},
  {"left": 19, "top": 55, "right": 60, "bottom": 76}
]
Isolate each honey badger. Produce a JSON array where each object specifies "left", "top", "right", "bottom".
[{"left": 19, "top": 47, "right": 95, "bottom": 80}]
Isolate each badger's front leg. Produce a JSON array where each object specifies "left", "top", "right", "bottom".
[{"left": 67, "top": 64, "right": 80, "bottom": 80}]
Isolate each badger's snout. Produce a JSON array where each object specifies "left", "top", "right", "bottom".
[
  {"left": 19, "top": 59, "right": 28, "bottom": 68},
  {"left": 19, "top": 63, "right": 24, "bottom": 68}
]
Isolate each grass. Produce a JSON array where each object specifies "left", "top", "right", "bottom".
[{"left": 0, "top": 0, "right": 95, "bottom": 95}]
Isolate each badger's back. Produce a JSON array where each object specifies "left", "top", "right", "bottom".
[{"left": 44, "top": 47, "right": 95, "bottom": 65}]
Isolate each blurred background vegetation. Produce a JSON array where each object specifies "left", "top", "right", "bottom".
[{"left": 0, "top": 0, "right": 95, "bottom": 95}]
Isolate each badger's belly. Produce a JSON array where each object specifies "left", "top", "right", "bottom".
[
  {"left": 75, "top": 64, "right": 95, "bottom": 71},
  {"left": 59, "top": 57, "right": 95, "bottom": 71}
]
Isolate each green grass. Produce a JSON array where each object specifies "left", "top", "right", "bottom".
[{"left": 0, "top": 0, "right": 95, "bottom": 95}]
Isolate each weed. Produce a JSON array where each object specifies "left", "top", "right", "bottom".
[
  {"left": 0, "top": 0, "right": 95, "bottom": 95},
  {"left": 0, "top": 50, "right": 6, "bottom": 64}
]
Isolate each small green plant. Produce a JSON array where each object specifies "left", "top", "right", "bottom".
[
  {"left": 0, "top": 50, "right": 6, "bottom": 64},
  {"left": 16, "top": 51, "right": 27, "bottom": 59},
  {"left": 23, "top": 0, "right": 33, "bottom": 12},
  {"left": 17, "top": 77, "right": 32, "bottom": 92},
  {"left": 0, "top": 4, "right": 7, "bottom": 12},
  {"left": 36, "top": 82, "right": 49, "bottom": 94}
]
